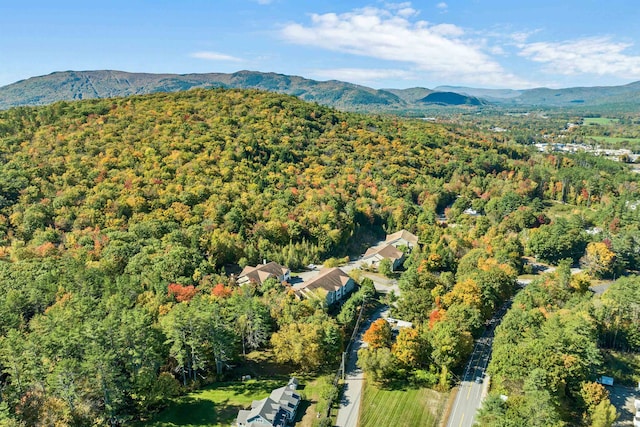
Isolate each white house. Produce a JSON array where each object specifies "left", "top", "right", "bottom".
[
  {"left": 385, "top": 229, "right": 419, "bottom": 250},
  {"left": 236, "top": 378, "right": 300, "bottom": 427},
  {"left": 294, "top": 267, "right": 355, "bottom": 305},
  {"left": 361, "top": 244, "right": 405, "bottom": 271}
]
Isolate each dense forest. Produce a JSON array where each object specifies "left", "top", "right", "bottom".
[
  {"left": 0, "top": 88, "right": 638, "bottom": 425},
  {"left": 478, "top": 272, "right": 640, "bottom": 426}
]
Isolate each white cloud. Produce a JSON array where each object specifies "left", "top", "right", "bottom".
[
  {"left": 511, "top": 31, "right": 536, "bottom": 44},
  {"left": 308, "top": 68, "right": 416, "bottom": 84},
  {"left": 256, "top": 0, "right": 273, "bottom": 4},
  {"left": 190, "top": 51, "right": 244, "bottom": 62},
  {"left": 436, "top": 2, "right": 448, "bottom": 10},
  {"left": 518, "top": 37, "right": 640, "bottom": 78},
  {"left": 280, "top": 5, "right": 532, "bottom": 88}
]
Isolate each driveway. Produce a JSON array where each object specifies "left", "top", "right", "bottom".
[
  {"left": 609, "top": 385, "right": 639, "bottom": 426},
  {"left": 335, "top": 305, "right": 389, "bottom": 427},
  {"left": 360, "top": 271, "right": 399, "bottom": 295}
]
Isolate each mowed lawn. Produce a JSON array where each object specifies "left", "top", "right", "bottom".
[
  {"left": 140, "top": 349, "right": 334, "bottom": 427},
  {"left": 359, "top": 382, "right": 447, "bottom": 427},
  {"left": 141, "top": 379, "right": 282, "bottom": 427},
  {"left": 583, "top": 117, "right": 619, "bottom": 125}
]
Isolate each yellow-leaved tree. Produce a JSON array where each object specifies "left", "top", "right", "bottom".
[{"left": 580, "top": 242, "right": 616, "bottom": 278}]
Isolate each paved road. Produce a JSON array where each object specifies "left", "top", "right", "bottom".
[
  {"left": 360, "top": 271, "right": 399, "bottom": 295},
  {"left": 335, "top": 306, "right": 389, "bottom": 427},
  {"left": 610, "top": 385, "right": 639, "bottom": 426},
  {"left": 446, "top": 300, "right": 512, "bottom": 427}
]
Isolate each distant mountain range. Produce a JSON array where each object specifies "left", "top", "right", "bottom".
[
  {"left": 434, "top": 82, "right": 640, "bottom": 107},
  {"left": 1, "top": 69, "right": 639, "bottom": 111}
]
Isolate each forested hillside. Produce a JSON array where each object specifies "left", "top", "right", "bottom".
[
  {"left": 0, "top": 70, "right": 406, "bottom": 111},
  {"left": 0, "top": 88, "right": 638, "bottom": 425},
  {"left": 4, "top": 70, "right": 640, "bottom": 112}
]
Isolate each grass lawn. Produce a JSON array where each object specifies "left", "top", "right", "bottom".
[
  {"left": 140, "top": 376, "right": 334, "bottom": 427},
  {"left": 140, "top": 350, "right": 336, "bottom": 427},
  {"left": 584, "top": 117, "right": 619, "bottom": 126},
  {"left": 140, "top": 379, "right": 283, "bottom": 427},
  {"left": 359, "top": 381, "right": 447, "bottom": 427}
]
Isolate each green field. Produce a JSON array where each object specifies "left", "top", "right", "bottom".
[
  {"left": 359, "top": 382, "right": 447, "bottom": 427},
  {"left": 140, "top": 380, "right": 282, "bottom": 427},
  {"left": 140, "top": 371, "right": 335, "bottom": 427},
  {"left": 584, "top": 117, "right": 620, "bottom": 125}
]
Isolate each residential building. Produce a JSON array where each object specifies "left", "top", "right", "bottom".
[
  {"left": 237, "top": 261, "right": 290, "bottom": 286},
  {"left": 385, "top": 229, "right": 419, "bottom": 249},
  {"left": 361, "top": 244, "right": 405, "bottom": 271},
  {"left": 294, "top": 267, "right": 355, "bottom": 305},
  {"left": 236, "top": 378, "right": 300, "bottom": 427}
]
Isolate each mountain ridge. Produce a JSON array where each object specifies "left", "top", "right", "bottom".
[
  {"left": 2, "top": 69, "right": 640, "bottom": 111},
  {"left": 0, "top": 70, "right": 410, "bottom": 111}
]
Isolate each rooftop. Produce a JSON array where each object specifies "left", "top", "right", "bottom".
[{"left": 385, "top": 229, "right": 419, "bottom": 245}]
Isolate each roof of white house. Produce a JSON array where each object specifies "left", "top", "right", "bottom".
[
  {"left": 385, "top": 229, "right": 419, "bottom": 245},
  {"left": 236, "top": 379, "right": 300, "bottom": 427},
  {"left": 238, "top": 261, "right": 289, "bottom": 284},
  {"left": 297, "top": 267, "right": 352, "bottom": 294},
  {"left": 363, "top": 244, "right": 404, "bottom": 261}
]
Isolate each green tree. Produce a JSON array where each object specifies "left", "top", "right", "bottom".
[
  {"left": 271, "top": 317, "right": 341, "bottom": 371},
  {"left": 378, "top": 258, "right": 393, "bottom": 277},
  {"left": 357, "top": 347, "right": 397, "bottom": 383},
  {"left": 589, "top": 400, "right": 617, "bottom": 427},
  {"left": 429, "top": 319, "right": 473, "bottom": 385},
  {"left": 527, "top": 219, "right": 588, "bottom": 264}
]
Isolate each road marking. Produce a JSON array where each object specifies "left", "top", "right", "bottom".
[
  {"left": 467, "top": 383, "right": 472, "bottom": 399},
  {"left": 458, "top": 413, "right": 464, "bottom": 427},
  {"left": 448, "top": 384, "right": 464, "bottom": 427}
]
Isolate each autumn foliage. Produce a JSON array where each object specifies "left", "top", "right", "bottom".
[
  {"left": 167, "top": 283, "right": 198, "bottom": 302},
  {"left": 362, "top": 318, "right": 392, "bottom": 349},
  {"left": 211, "top": 283, "right": 233, "bottom": 298}
]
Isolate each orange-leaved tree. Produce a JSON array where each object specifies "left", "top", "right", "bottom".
[{"left": 363, "top": 318, "right": 392, "bottom": 349}]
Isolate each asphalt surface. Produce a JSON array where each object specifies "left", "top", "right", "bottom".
[
  {"left": 335, "top": 306, "right": 389, "bottom": 427},
  {"left": 609, "top": 385, "right": 639, "bottom": 426},
  {"left": 446, "top": 300, "right": 513, "bottom": 427}
]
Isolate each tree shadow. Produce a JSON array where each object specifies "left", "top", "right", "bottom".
[
  {"left": 294, "top": 399, "right": 313, "bottom": 423},
  {"left": 375, "top": 379, "right": 420, "bottom": 391},
  {"left": 152, "top": 397, "right": 217, "bottom": 425}
]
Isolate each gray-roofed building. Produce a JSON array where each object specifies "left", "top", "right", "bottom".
[
  {"left": 237, "top": 261, "right": 291, "bottom": 286},
  {"left": 361, "top": 243, "right": 405, "bottom": 271},
  {"left": 236, "top": 378, "right": 301, "bottom": 427},
  {"left": 294, "top": 267, "right": 355, "bottom": 305},
  {"left": 385, "top": 229, "right": 419, "bottom": 249}
]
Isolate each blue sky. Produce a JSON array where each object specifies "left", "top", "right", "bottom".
[{"left": 1, "top": 0, "right": 640, "bottom": 89}]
